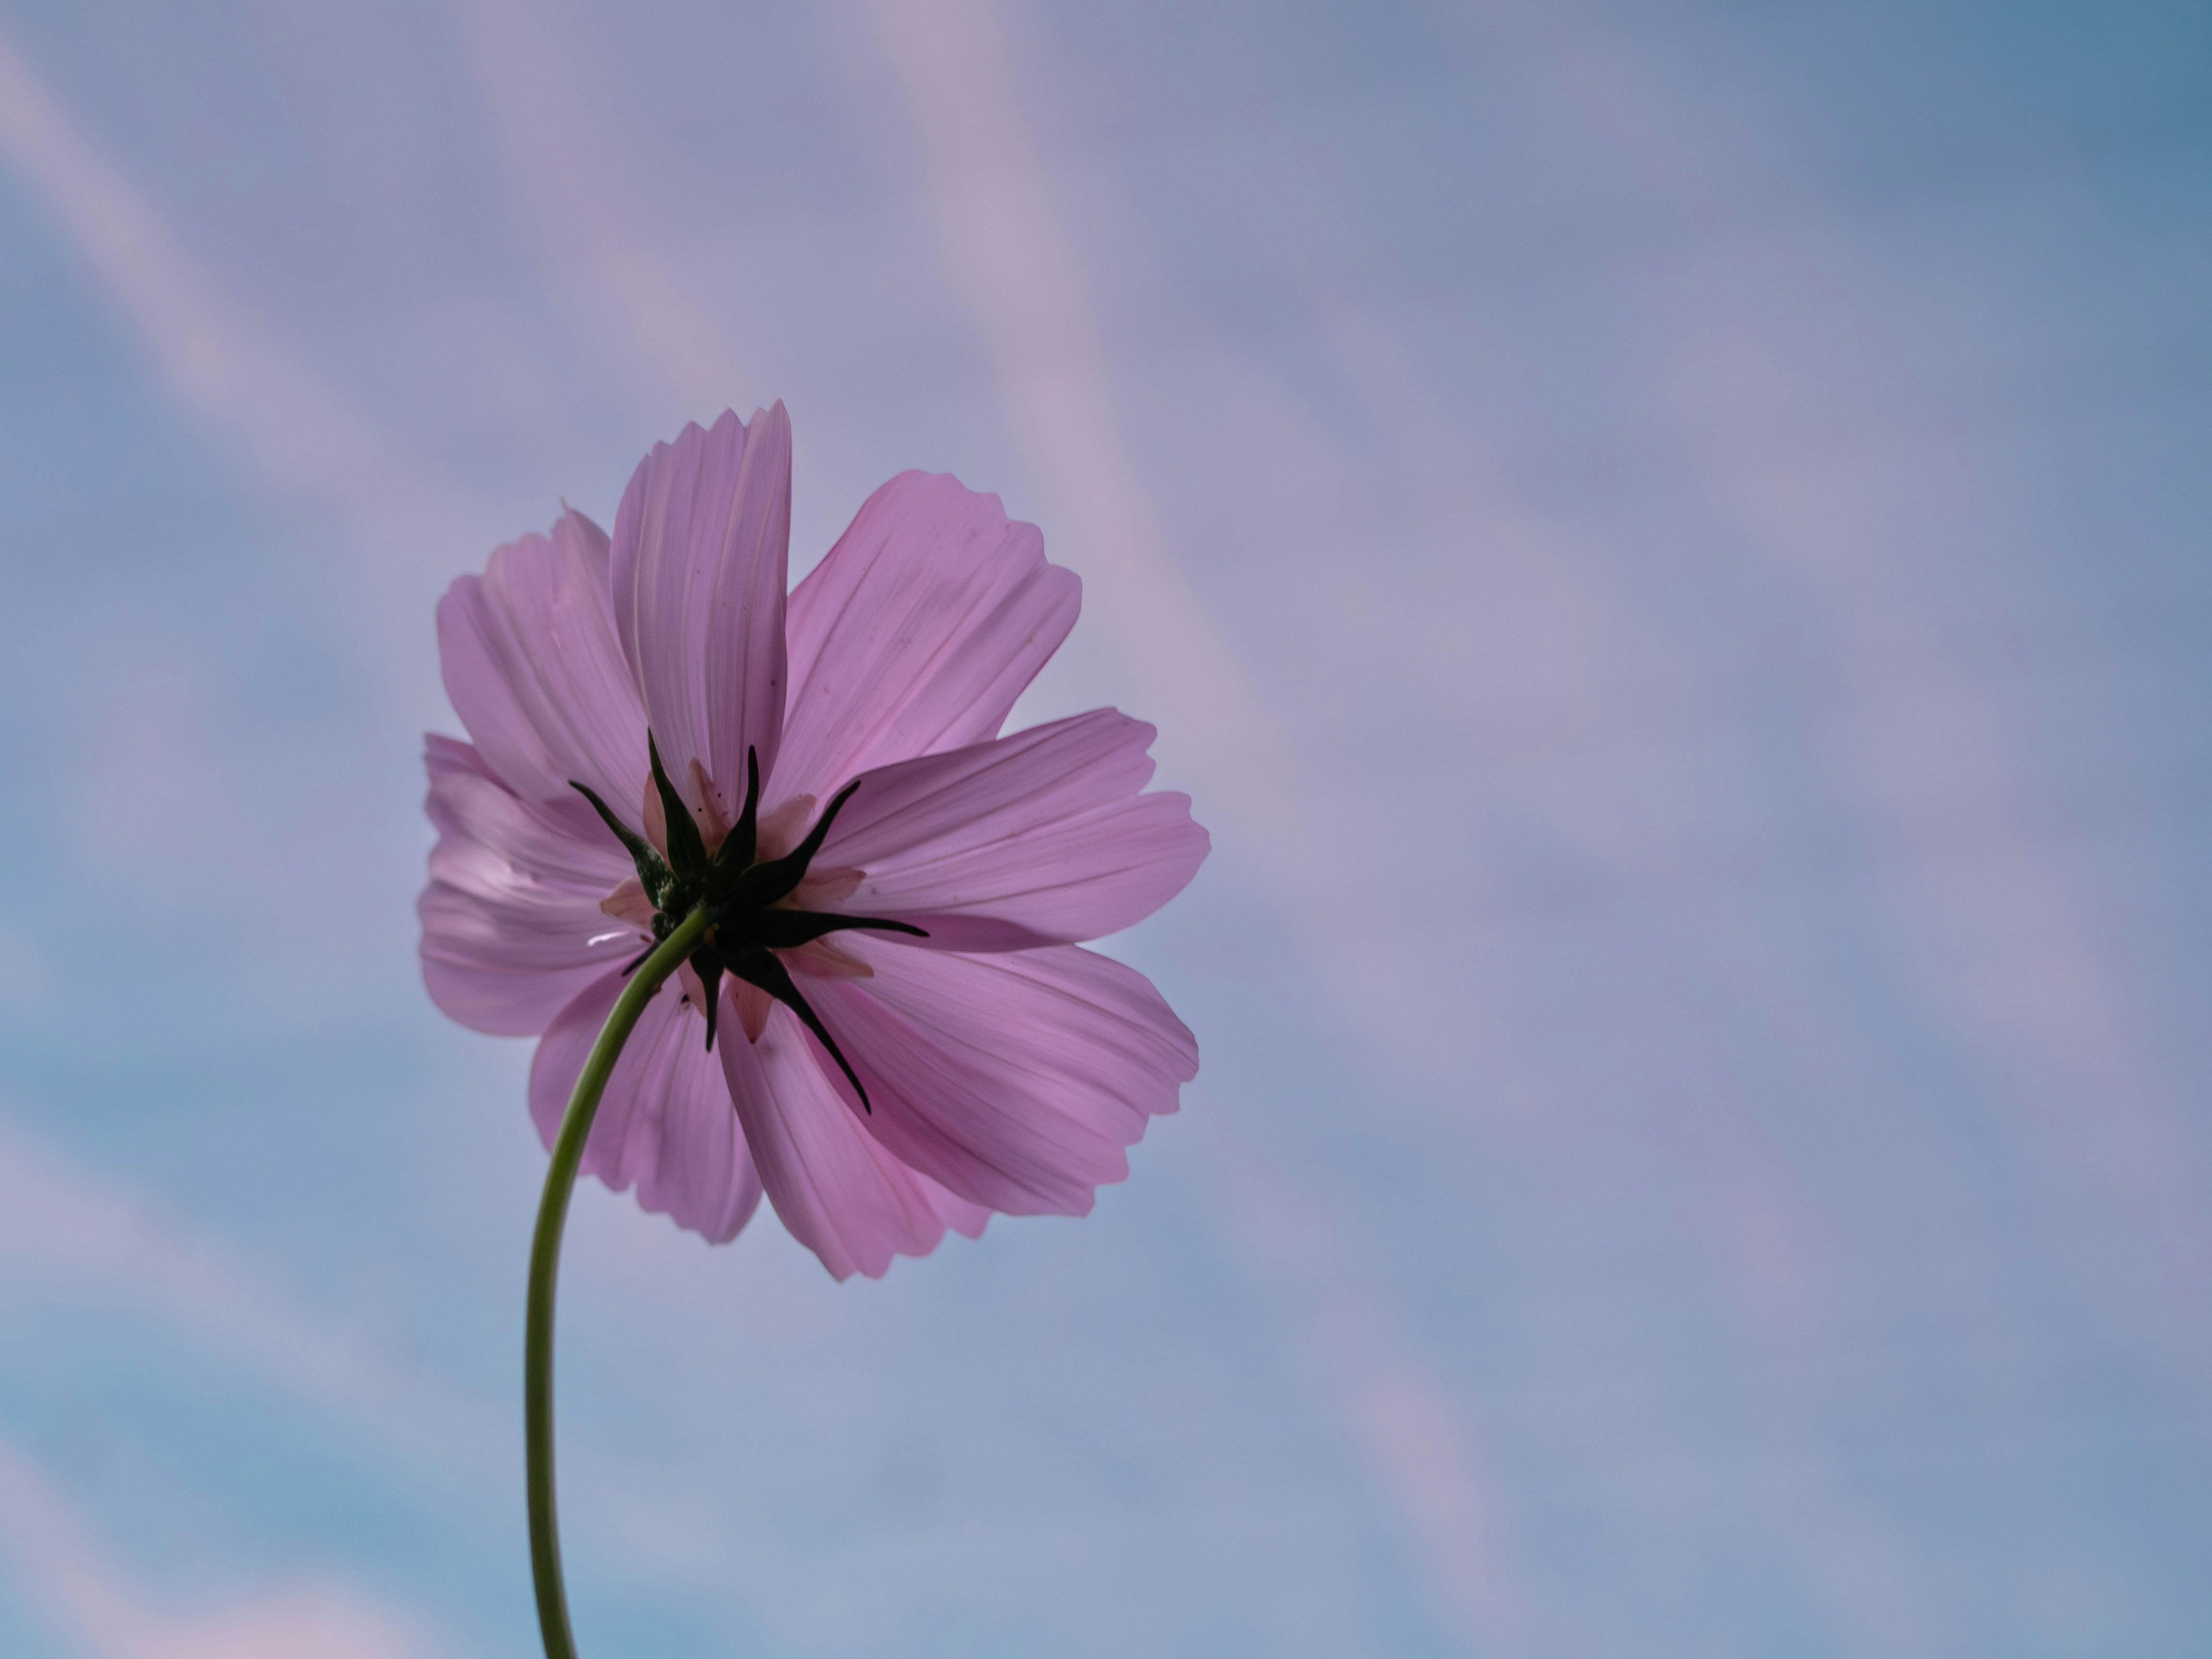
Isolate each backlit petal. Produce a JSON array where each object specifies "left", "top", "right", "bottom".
[
  {"left": 530, "top": 972, "right": 764, "bottom": 1244},
  {"left": 419, "top": 736, "right": 641, "bottom": 1035},
  {"left": 817, "top": 710, "right": 1208, "bottom": 950},
  {"left": 437, "top": 508, "right": 649, "bottom": 820},
  {"left": 610, "top": 406, "right": 790, "bottom": 821},
  {"left": 719, "top": 1001, "right": 988, "bottom": 1279},
  {"left": 772, "top": 472, "right": 1078, "bottom": 809},
  {"left": 808, "top": 941, "right": 1196, "bottom": 1217}
]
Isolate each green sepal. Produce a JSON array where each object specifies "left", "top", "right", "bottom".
[
  {"left": 721, "top": 908, "right": 926, "bottom": 952},
  {"left": 579, "top": 745, "right": 916, "bottom": 1086},
  {"left": 570, "top": 780, "right": 673, "bottom": 908},
  {"left": 647, "top": 734, "right": 709, "bottom": 878},
  {"left": 726, "top": 777, "right": 865, "bottom": 910},
  {"left": 691, "top": 945, "right": 725, "bottom": 1051},
  {"left": 726, "top": 945, "right": 873, "bottom": 1112},
  {"left": 710, "top": 747, "right": 762, "bottom": 878}
]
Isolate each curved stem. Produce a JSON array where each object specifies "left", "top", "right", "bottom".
[{"left": 527, "top": 906, "right": 711, "bottom": 1659}]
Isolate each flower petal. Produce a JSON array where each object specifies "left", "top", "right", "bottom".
[
  {"left": 771, "top": 471, "right": 1079, "bottom": 809},
  {"left": 419, "top": 736, "right": 642, "bottom": 1035},
  {"left": 437, "top": 508, "right": 649, "bottom": 819},
  {"left": 610, "top": 405, "right": 790, "bottom": 820},
  {"left": 718, "top": 1000, "right": 988, "bottom": 1280},
  {"left": 807, "top": 941, "right": 1196, "bottom": 1217},
  {"left": 817, "top": 710, "right": 1209, "bottom": 950},
  {"left": 530, "top": 971, "right": 764, "bottom": 1244}
]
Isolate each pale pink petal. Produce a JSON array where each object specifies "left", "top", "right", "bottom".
[
  {"left": 753, "top": 794, "right": 815, "bottom": 859},
  {"left": 685, "top": 757, "right": 733, "bottom": 850},
  {"left": 676, "top": 959, "right": 713, "bottom": 1018},
  {"left": 719, "top": 1001, "right": 988, "bottom": 1280},
  {"left": 733, "top": 979, "right": 773, "bottom": 1042},
  {"left": 772, "top": 472, "right": 1079, "bottom": 808},
  {"left": 610, "top": 406, "right": 790, "bottom": 816},
  {"left": 816, "top": 710, "right": 1207, "bottom": 949},
  {"left": 784, "top": 938, "right": 872, "bottom": 979},
  {"left": 599, "top": 878, "right": 654, "bottom": 929},
  {"left": 437, "top": 508, "right": 649, "bottom": 820},
  {"left": 531, "top": 972, "right": 764, "bottom": 1244},
  {"left": 419, "top": 736, "right": 643, "bottom": 1036},
  {"left": 793, "top": 865, "right": 863, "bottom": 906},
  {"left": 808, "top": 941, "right": 1196, "bottom": 1217}
]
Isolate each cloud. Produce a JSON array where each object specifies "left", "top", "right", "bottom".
[
  {"left": 0, "top": 1107, "right": 794, "bottom": 1619},
  {"left": 450, "top": 0, "right": 749, "bottom": 422},
  {"left": 0, "top": 18, "right": 494, "bottom": 717},
  {"left": 0, "top": 1435, "right": 437, "bottom": 1659},
  {"left": 855, "top": 8, "right": 1548, "bottom": 1642},
  {"left": 1197, "top": 1112, "right": 1523, "bottom": 1647},
  {"left": 865, "top": 0, "right": 1300, "bottom": 843},
  {"left": 0, "top": 1111, "right": 497, "bottom": 1478},
  {"left": 1542, "top": 6, "right": 2212, "bottom": 1343}
]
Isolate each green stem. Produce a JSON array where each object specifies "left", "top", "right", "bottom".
[{"left": 527, "top": 906, "right": 711, "bottom": 1659}]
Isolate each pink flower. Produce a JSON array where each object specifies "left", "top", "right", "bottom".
[{"left": 419, "top": 406, "right": 1207, "bottom": 1278}]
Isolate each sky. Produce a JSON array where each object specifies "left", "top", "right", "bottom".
[{"left": 0, "top": 1, "right": 2206, "bottom": 1654}]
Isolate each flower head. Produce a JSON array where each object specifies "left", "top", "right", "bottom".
[{"left": 421, "top": 406, "right": 1207, "bottom": 1278}]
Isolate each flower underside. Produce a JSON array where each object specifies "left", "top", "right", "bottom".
[{"left": 571, "top": 737, "right": 922, "bottom": 1109}]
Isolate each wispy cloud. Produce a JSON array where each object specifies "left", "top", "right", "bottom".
[
  {"left": 0, "top": 1435, "right": 437, "bottom": 1659},
  {"left": 862, "top": 7, "right": 1533, "bottom": 1641},
  {"left": 1199, "top": 1112, "right": 1522, "bottom": 1649},
  {"left": 865, "top": 0, "right": 1300, "bottom": 846},
  {"left": 451, "top": 0, "right": 749, "bottom": 423},
  {"left": 1542, "top": 10, "right": 2211, "bottom": 1342},
  {"left": 0, "top": 1106, "right": 766, "bottom": 1611},
  {"left": 0, "top": 1111, "right": 495, "bottom": 1475},
  {"left": 0, "top": 18, "right": 491, "bottom": 714}
]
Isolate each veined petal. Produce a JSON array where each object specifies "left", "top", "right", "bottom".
[
  {"left": 808, "top": 941, "right": 1196, "bottom": 1218},
  {"left": 437, "top": 508, "right": 649, "bottom": 820},
  {"left": 530, "top": 972, "right": 764, "bottom": 1245},
  {"left": 772, "top": 472, "right": 1078, "bottom": 809},
  {"left": 719, "top": 1001, "right": 988, "bottom": 1280},
  {"left": 419, "top": 736, "right": 642, "bottom": 1036},
  {"left": 611, "top": 406, "right": 790, "bottom": 821},
  {"left": 816, "top": 710, "right": 1209, "bottom": 950}
]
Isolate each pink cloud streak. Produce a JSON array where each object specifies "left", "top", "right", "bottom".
[{"left": 0, "top": 1435, "right": 438, "bottom": 1659}]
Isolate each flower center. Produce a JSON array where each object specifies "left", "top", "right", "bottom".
[{"left": 570, "top": 736, "right": 922, "bottom": 1109}]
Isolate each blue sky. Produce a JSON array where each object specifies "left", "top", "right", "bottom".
[{"left": 0, "top": 1, "right": 2207, "bottom": 1654}]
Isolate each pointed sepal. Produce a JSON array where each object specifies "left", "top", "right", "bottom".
[
  {"left": 693, "top": 949, "right": 725, "bottom": 1051},
  {"left": 647, "top": 733, "right": 709, "bottom": 878},
  {"left": 726, "top": 945, "right": 872, "bottom": 1112},
  {"left": 710, "top": 747, "right": 763, "bottom": 878},
  {"left": 725, "top": 909, "right": 926, "bottom": 952},
  {"left": 732, "top": 777, "right": 865, "bottom": 909}
]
